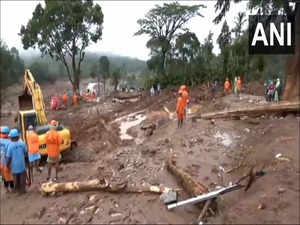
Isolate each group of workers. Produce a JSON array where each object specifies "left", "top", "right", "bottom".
[
  {"left": 176, "top": 85, "right": 189, "bottom": 128},
  {"left": 0, "top": 120, "right": 63, "bottom": 195},
  {"left": 150, "top": 84, "right": 161, "bottom": 96},
  {"left": 264, "top": 78, "right": 282, "bottom": 102},
  {"left": 224, "top": 76, "right": 242, "bottom": 95},
  {"left": 51, "top": 89, "right": 96, "bottom": 110}
]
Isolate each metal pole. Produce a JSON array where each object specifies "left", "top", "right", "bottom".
[{"left": 167, "top": 189, "right": 220, "bottom": 210}]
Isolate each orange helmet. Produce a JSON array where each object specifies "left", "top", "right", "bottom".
[
  {"left": 50, "top": 120, "right": 57, "bottom": 126},
  {"left": 180, "top": 85, "right": 186, "bottom": 91}
]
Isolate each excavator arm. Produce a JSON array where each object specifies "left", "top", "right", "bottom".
[{"left": 18, "top": 69, "right": 47, "bottom": 125}]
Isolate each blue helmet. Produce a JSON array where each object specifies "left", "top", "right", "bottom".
[
  {"left": 1, "top": 126, "right": 10, "bottom": 134},
  {"left": 9, "top": 129, "right": 19, "bottom": 138}
]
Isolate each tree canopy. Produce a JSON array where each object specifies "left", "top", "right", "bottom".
[
  {"left": 135, "top": 2, "right": 205, "bottom": 73},
  {"left": 19, "top": 0, "right": 104, "bottom": 92}
]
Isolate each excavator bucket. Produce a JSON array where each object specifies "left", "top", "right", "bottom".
[{"left": 18, "top": 91, "right": 33, "bottom": 111}]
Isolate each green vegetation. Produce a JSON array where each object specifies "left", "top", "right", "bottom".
[
  {"left": 0, "top": 40, "right": 24, "bottom": 88},
  {"left": 135, "top": 1, "right": 294, "bottom": 88},
  {"left": 19, "top": 0, "right": 104, "bottom": 92},
  {"left": 1, "top": 0, "right": 296, "bottom": 91}
]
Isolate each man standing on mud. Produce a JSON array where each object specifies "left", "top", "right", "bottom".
[
  {"left": 0, "top": 126, "right": 14, "bottom": 193},
  {"left": 45, "top": 120, "right": 62, "bottom": 182},
  {"left": 26, "top": 125, "right": 42, "bottom": 182},
  {"left": 6, "top": 129, "right": 28, "bottom": 194},
  {"left": 177, "top": 92, "right": 185, "bottom": 128},
  {"left": 179, "top": 85, "right": 189, "bottom": 119}
]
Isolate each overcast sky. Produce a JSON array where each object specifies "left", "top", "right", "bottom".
[{"left": 1, "top": 1, "right": 249, "bottom": 61}]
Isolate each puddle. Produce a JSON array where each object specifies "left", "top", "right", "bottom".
[
  {"left": 214, "top": 131, "right": 232, "bottom": 147},
  {"left": 118, "top": 113, "right": 147, "bottom": 140}
]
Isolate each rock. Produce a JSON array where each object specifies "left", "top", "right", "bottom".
[
  {"left": 160, "top": 191, "right": 177, "bottom": 204},
  {"left": 58, "top": 217, "right": 67, "bottom": 224},
  {"left": 278, "top": 187, "right": 286, "bottom": 194},
  {"left": 164, "top": 138, "right": 170, "bottom": 144},
  {"left": 145, "top": 128, "right": 154, "bottom": 136},
  {"left": 244, "top": 128, "right": 250, "bottom": 133},
  {"left": 210, "top": 119, "right": 215, "bottom": 125},
  {"left": 38, "top": 207, "right": 46, "bottom": 219},
  {"left": 257, "top": 203, "right": 266, "bottom": 210},
  {"left": 89, "top": 195, "right": 98, "bottom": 202}
]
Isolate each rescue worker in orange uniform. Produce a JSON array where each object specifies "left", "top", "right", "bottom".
[
  {"left": 73, "top": 92, "right": 78, "bottom": 106},
  {"left": 176, "top": 92, "right": 185, "bottom": 128},
  {"left": 83, "top": 90, "right": 87, "bottom": 102},
  {"left": 178, "top": 85, "right": 189, "bottom": 118},
  {"left": 45, "top": 120, "right": 62, "bottom": 182},
  {"left": 26, "top": 125, "right": 42, "bottom": 183},
  {"left": 0, "top": 126, "right": 14, "bottom": 193},
  {"left": 62, "top": 91, "right": 68, "bottom": 106},
  {"left": 224, "top": 78, "right": 231, "bottom": 93},
  {"left": 90, "top": 91, "right": 95, "bottom": 102},
  {"left": 237, "top": 76, "right": 242, "bottom": 94}
]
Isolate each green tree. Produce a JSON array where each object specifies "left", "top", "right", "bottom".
[
  {"left": 99, "top": 56, "right": 110, "bottom": 93},
  {"left": 217, "top": 20, "right": 231, "bottom": 52},
  {"left": 19, "top": 0, "right": 104, "bottom": 92},
  {"left": 217, "top": 21, "right": 232, "bottom": 79},
  {"left": 232, "top": 12, "right": 246, "bottom": 39},
  {"left": 0, "top": 40, "right": 24, "bottom": 88},
  {"left": 135, "top": 2, "right": 205, "bottom": 73},
  {"left": 111, "top": 67, "right": 122, "bottom": 91}
]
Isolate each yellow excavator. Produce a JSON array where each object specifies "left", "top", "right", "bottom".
[{"left": 18, "top": 69, "right": 75, "bottom": 155}]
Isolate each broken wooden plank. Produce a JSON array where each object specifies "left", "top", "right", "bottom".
[{"left": 199, "top": 101, "right": 300, "bottom": 120}]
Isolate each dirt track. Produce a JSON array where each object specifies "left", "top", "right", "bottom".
[{"left": 0, "top": 80, "right": 299, "bottom": 224}]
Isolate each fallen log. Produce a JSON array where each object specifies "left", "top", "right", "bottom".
[
  {"left": 199, "top": 101, "right": 300, "bottom": 120},
  {"left": 166, "top": 155, "right": 208, "bottom": 196},
  {"left": 40, "top": 178, "right": 174, "bottom": 195},
  {"left": 166, "top": 154, "right": 217, "bottom": 222},
  {"left": 113, "top": 93, "right": 141, "bottom": 100}
]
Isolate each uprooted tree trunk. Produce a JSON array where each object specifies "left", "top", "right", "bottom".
[
  {"left": 199, "top": 101, "right": 300, "bottom": 120},
  {"left": 282, "top": 3, "right": 300, "bottom": 101},
  {"left": 167, "top": 154, "right": 217, "bottom": 221},
  {"left": 166, "top": 154, "right": 208, "bottom": 198},
  {"left": 40, "top": 178, "right": 174, "bottom": 196}
]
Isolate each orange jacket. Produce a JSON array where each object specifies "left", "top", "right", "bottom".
[
  {"left": 224, "top": 81, "right": 231, "bottom": 91},
  {"left": 45, "top": 129, "right": 62, "bottom": 158},
  {"left": 176, "top": 96, "right": 185, "bottom": 118},
  {"left": 182, "top": 90, "right": 188, "bottom": 106},
  {"left": 26, "top": 130, "right": 40, "bottom": 155},
  {"left": 90, "top": 91, "right": 95, "bottom": 101},
  {"left": 73, "top": 94, "right": 78, "bottom": 106},
  {"left": 62, "top": 93, "right": 68, "bottom": 104},
  {"left": 83, "top": 91, "right": 87, "bottom": 101},
  {"left": 237, "top": 78, "right": 242, "bottom": 89}
]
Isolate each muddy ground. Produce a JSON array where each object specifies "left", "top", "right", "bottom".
[{"left": 0, "top": 80, "right": 299, "bottom": 224}]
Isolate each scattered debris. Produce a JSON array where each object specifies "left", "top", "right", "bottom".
[
  {"left": 214, "top": 131, "right": 232, "bottom": 147},
  {"left": 160, "top": 191, "right": 177, "bottom": 204},
  {"left": 275, "top": 153, "right": 291, "bottom": 162},
  {"left": 257, "top": 203, "right": 266, "bottom": 210},
  {"left": 200, "top": 101, "right": 300, "bottom": 120},
  {"left": 278, "top": 187, "right": 286, "bottom": 194}
]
